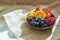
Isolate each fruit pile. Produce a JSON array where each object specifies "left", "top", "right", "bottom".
[{"left": 27, "top": 7, "right": 56, "bottom": 29}]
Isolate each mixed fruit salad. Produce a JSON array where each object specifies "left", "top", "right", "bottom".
[{"left": 27, "top": 7, "right": 56, "bottom": 29}]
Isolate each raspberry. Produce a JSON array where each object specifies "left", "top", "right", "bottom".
[
  {"left": 44, "top": 8, "right": 52, "bottom": 18},
  {"left": 45, "top": 16, "right": 56, "bottom": 26},
  {"left": 35, "top": 7, "right": 40, "bottom": 12}
]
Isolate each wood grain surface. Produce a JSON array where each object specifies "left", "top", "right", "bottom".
[{"left": 0, "top": 0, "right": 57, "bottom": 5}]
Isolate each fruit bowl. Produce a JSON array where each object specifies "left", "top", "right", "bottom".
[{"left": 27, "top": 7, "right": 56, "bottom": 30}]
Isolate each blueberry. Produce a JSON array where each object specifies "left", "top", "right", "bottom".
[
  {"left": 29, "top": 19, "right": 32, "bottom": 21},
  {"left": 43, "top": 24, "right": 48, "bottom": 28},
  {"left": 28, "top": 17, "right": 48, "bottom": 28},
  {"left": 37, "top": 18, "right": 41, "bottom": 22},
  {"left": 33, "top": 22, "right": 42, "bottom": 28},
  {"left": 31, "top": 21, "right": 39, "bottom": 27},
  {"left": 32, "top": 23, "right": 36, "bottom": 26},
  {"left": 38, "top": 24, "right": 42, "bottom": 28},
  {"left": 39, "top": 20, "right": 45, "bottom": 25},
  {"left": 30, "top": 20, "right": 36, "bottom": 25},
  {"left": 33, "top": 17, "right": 38, "bottom": 21},
  {"left": 30, "top": 20, "right": 34, "bottom": 24},
  {"left": 29, "top": 18, "right": 34, "bottom": 22},
  {"left": 42, "top": 20, "right": 45, "bottom": 22},
  {"left": 34, "top": 23, "right": 40, "bottom": 27}
]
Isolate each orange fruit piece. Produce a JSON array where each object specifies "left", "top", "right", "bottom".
[{"left": 35, "top": 11, "right": 46, "bottom": 19}]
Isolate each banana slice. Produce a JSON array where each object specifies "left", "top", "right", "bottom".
[{"left": 27, "top": 12, "right": 36, "bottom": 19}]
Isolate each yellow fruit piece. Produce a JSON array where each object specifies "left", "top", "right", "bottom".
[
  {"left": 35, "top": 11, "right": 46, "bottom": 19},
  {"left": 27, "top": 12, "right": 36, "bottom": 19}
]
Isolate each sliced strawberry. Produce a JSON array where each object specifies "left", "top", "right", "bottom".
[
  {"left": 35, "top": 7, "right": 41, "bottom": 12},
  {"left": 45, "top": 16, "right": 56, "bottom": 26},
  {"left": 44, "top": 8, "right": 52, "bottom": 18}
]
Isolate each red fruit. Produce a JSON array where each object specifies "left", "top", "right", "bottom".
[
  {"left": 44, "top": 8, "right": 52, "bottom": 18},
  {"left": 45, "top": 16, "right": 56, "bottom": 26},
  {"left": 35, "top": 7, "right": 40, "bottom": 12}
]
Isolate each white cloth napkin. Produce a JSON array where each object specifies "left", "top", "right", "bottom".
[
  {"left": 3, "top": 9, "right": 60, "bottom": 40},
  {"left": 3, "top": 10, "right": 26, "bottom": 40}
]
